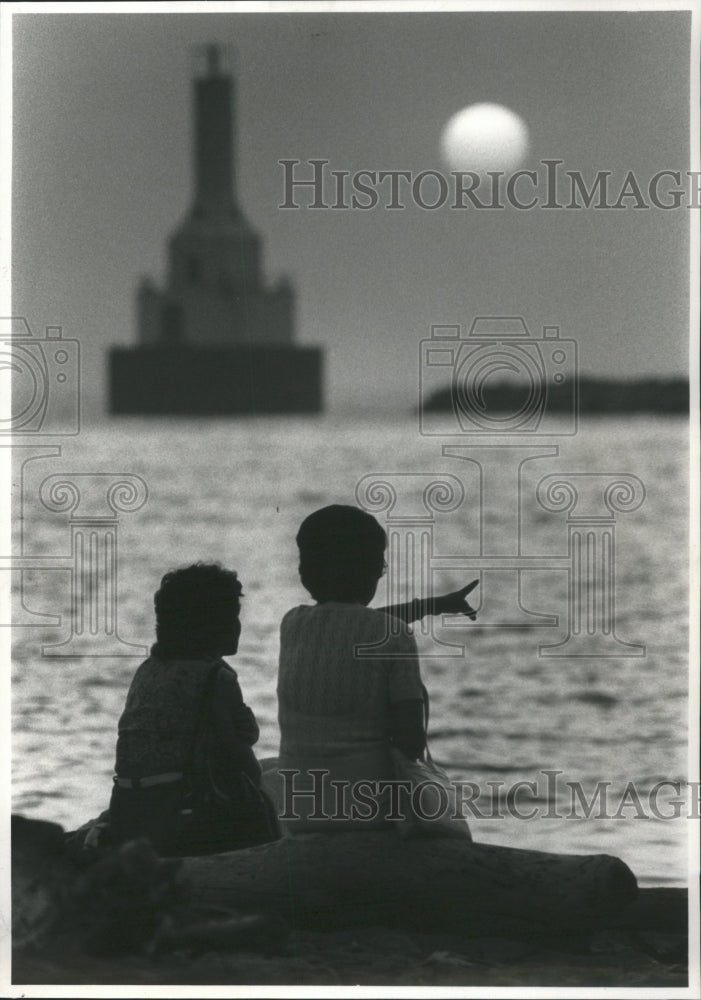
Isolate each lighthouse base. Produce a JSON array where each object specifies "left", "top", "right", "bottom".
[{"left": 109, "top": 345, "right": 323, "bottom": 416}]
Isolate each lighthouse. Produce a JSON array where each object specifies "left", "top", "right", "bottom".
[{"left": 109, "top": 44, "right": 323, "bottom": 414}]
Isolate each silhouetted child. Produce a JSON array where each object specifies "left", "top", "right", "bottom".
[
  {"left": 271, "top": 504, "right": 477, "bottom": 831},
  {"left": 89, "top": 564, "right": 279, "bottom": 855}
]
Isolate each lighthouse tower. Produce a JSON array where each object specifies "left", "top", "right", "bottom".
[{"left": 109, "top": 44, "right": 322, "bottom": 414}]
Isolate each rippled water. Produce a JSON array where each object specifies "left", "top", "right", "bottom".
[{"left": 11, "top": 415, "right": 691, "bottom": 886}]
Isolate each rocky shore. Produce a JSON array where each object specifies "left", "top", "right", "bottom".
[{"left": 11, "top": 815, "right": 688, "bottom": 989}]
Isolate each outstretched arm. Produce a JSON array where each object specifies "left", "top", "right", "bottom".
[{"left": 378, "top": 579, "right": 479, "bottom": 624}]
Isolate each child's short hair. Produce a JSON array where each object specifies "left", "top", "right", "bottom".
[
  {"left": 154, "top": 562, "right": 242, "bottom": 655},
  {"left": 296, "top": 505, "right": 386, "bottom": 602}
]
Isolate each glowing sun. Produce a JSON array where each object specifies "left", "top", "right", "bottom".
[{"left": 440, "top": 103, "right": 529, "bottom": 173}]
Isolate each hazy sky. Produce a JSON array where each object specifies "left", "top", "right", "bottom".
[{"left": 11, "top": 8, "right": 692, "bottom": 415}]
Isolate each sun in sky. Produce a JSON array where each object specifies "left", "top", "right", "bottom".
[{"left": 440, "top": 103, "right": 529, "bottom": 173}]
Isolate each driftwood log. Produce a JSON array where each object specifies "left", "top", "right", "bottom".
[
  {"left": 15, "top": 816, "right": 637, "bottom": 944},
  {"left": 13, "top": 815, "right": 688, "bottom": 985},
  {"left": 182, "top": 830, "right": 638, "bottom": 937}
]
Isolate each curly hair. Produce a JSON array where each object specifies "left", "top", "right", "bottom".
[{"left": 154, "top": 562, "right": 243, "bottom": 657}]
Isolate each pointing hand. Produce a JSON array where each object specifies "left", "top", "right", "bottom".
[{"left": 433, "top": 579, "right": 479, "bottom": 620}]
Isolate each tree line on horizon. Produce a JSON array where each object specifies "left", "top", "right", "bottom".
[{"left": 422, "top": 376, "right": 689, "bottom": 415}]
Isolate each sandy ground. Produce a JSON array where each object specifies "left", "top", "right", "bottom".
[{"left": 13, "top": 923, "right": 688, "bottom": 988}]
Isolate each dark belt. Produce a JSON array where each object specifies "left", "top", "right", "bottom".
[{"left": 113, "top": 771, "right": 183, "bottom": 789}]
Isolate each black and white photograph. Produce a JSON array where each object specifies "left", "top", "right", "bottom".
[{"left": 2, "top": 1, "right": 699, "bottom": 993}]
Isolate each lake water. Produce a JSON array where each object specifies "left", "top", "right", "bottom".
[{"left": 10, "top": 414, "right": 691, "bottom": 886}]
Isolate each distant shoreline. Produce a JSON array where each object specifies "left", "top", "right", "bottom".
[{"left": 422, "top": 378, "right": 689, "bottom": 415}]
